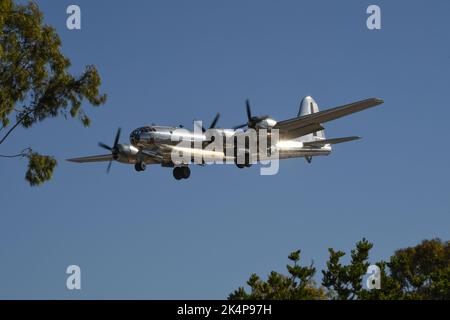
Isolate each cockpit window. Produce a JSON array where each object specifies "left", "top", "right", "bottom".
[{"left": 139, "top": 127, "right": 155, "bottom": 133}]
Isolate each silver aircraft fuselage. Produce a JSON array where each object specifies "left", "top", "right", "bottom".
[{"left": 128, "top": 125, "right": 331, "bottom": 164}]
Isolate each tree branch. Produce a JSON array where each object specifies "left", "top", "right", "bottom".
[
  {"left": 0, "top": 117, "right": 25, "bottom": 145},
  {"left": 0, "top": 147, "right": 31, "bottom": 158},
  {"left": 0, "top": 109, "right": 33, "bottom": 145}
]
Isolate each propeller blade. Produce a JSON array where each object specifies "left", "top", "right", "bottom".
[
  {"left": 98, "top": 142, "right": 112, "bottom": 151},
  {"left": 233, "top": 123, "right": 247, "bottom": 130},
  {"left": 113, "top": 127, "right": 121, "bottom": 148},
  {"left": 234, "top": 99, "right": 270, "bottom": 130},
  {"left": 106, "top": 160, "right": 113, "bottom": 173},
  {"left": 246, "top": 100, "right": 252, "bottom": 120},
  {"left": 209, "top": 113, "right": 220, "bottom": 129}
]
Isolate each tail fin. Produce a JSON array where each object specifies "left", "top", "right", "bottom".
[{"left": 297, "top": 96, "right": 325, "bottom": 141}]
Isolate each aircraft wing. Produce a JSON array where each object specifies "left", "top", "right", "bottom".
[
  {"left": 274, "top": 98, "right": 384, "bottom": 139},
  {"left": 67, "top": 154, "right": 113, "bottom": 163}
]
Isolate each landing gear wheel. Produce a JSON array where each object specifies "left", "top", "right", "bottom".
[
  {"left": 235, "top": 152, "right": 251, "bottom": 169},
  {"left": 181, "top": 166, "right": 191, "bottom": 179},
  {"left": 173, "top": 167, "right": 182, "bottom": 180},
  {"left": 135, "top": 162, "right": 146, "bottom": 172},
  {"left": 244, "top": 153, "right": 251, "bottom": 167},
  {"left": 172, "top": 167, "right": 184, "bottom": 180},
  {"left": 234, "top": 147, "right": 244, "bottom": 169},
  {"left": 173, "top": 166, "right": 191, "bottom": 180}
]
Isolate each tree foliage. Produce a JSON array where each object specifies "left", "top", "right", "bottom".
[
  {"left": 322, "top": 238, "right": 373, "bottom": 299},
  {"left": 229, "top": 238, "right": 449, "bottom": 300},
  {"left": 229, "top": 249, "right": 326, "bottom": 300},
  {"left": 25, "top": 150, "right": 56, "bottom": 186},
  {"left": 0, "top": 0, "right": 106, "bottom": 185},
  {"left": 365, "top": 238, "right": 450, "bottom": 300}
]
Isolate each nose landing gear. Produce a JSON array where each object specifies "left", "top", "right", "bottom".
[
  {"left": 173, "top": 166, "right": 190, "bottom": 180},
  {"left": 134, "top": 162, "right": 146, "bottom": 172}
]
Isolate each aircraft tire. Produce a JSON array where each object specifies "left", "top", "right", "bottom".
[
  {"left": 181, "top": 166, "right": 191, "bottom": 179},
  {"left": 173, "top": 167, "right": 183, "bottom": 180},
  {"left": 135, "top": 163, "right": 143, "bottom": 172},
  {"left": 135, "top": 162, "right": 146, "bottom": 172}
]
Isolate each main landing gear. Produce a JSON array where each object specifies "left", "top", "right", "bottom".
[
  {"left": 173, "top": 166, "right": 190, "bottom": 180},
  {"left": 235, "top": 152, "right": 252, "bottom": 169},
  {"left": 236, "top": 162, "right": 252, "bottom": 169},
  {"left": 134, "top": 161, "right": 146, "bottom": 172}
]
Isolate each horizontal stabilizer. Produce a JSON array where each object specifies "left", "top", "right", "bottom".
[
  {"left": 303, "top": 136, "right": 361, "bottom": 147},
  {"left": 67, "top": 154, "right": 113, "bottom": 163},
  {"left": 280, "top": 123, "right": 324, "bottom": 140}
]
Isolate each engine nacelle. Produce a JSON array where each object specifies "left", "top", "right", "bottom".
[
  {"left": 255, "top": 117, "right": 277, "bottom": 129},
  {"left": 116, "top": 144, "right": 140, "bottom": 163},
  {"left": 118, "top": 144, "right": 139, "bottom": 156}
]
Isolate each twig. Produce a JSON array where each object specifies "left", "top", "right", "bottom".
[
  {"left": 0, "top": 147, "right": 31, "bottom": 158},
  {"left": 0, "top": 109, "right": 33, "bottom": 145}
]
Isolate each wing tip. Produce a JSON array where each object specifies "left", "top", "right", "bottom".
[
  {"left": 343, "top": 136, "right": 362, "bottom": 143},
  {"left": 372, "top": 97, "right": 384, "bottom": 105}
]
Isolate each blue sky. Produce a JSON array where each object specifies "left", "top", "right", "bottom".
[{"left": 0, "top": 0, "right": 449, "bottom": 299}]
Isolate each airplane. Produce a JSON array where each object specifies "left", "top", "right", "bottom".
[{"left": 67, "top": 96, "right": 384, "bottom": 180}]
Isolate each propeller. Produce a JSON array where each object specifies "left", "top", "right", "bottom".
[
  {"left": 208, "top": 112, "right": 220, "bottom": 130},
  {"left": 195, "top": 113, "right": 221, "bottom": 132},
  {"left": 98, "top": 127, "right": 121, "bottom": 173},
  {"left": 233, "top": 100, "right": 270, "bottom": 130}
]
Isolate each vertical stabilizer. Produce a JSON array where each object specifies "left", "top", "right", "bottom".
[{"left": 297, "top": 96, "right": 325, "bottom": 141}]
